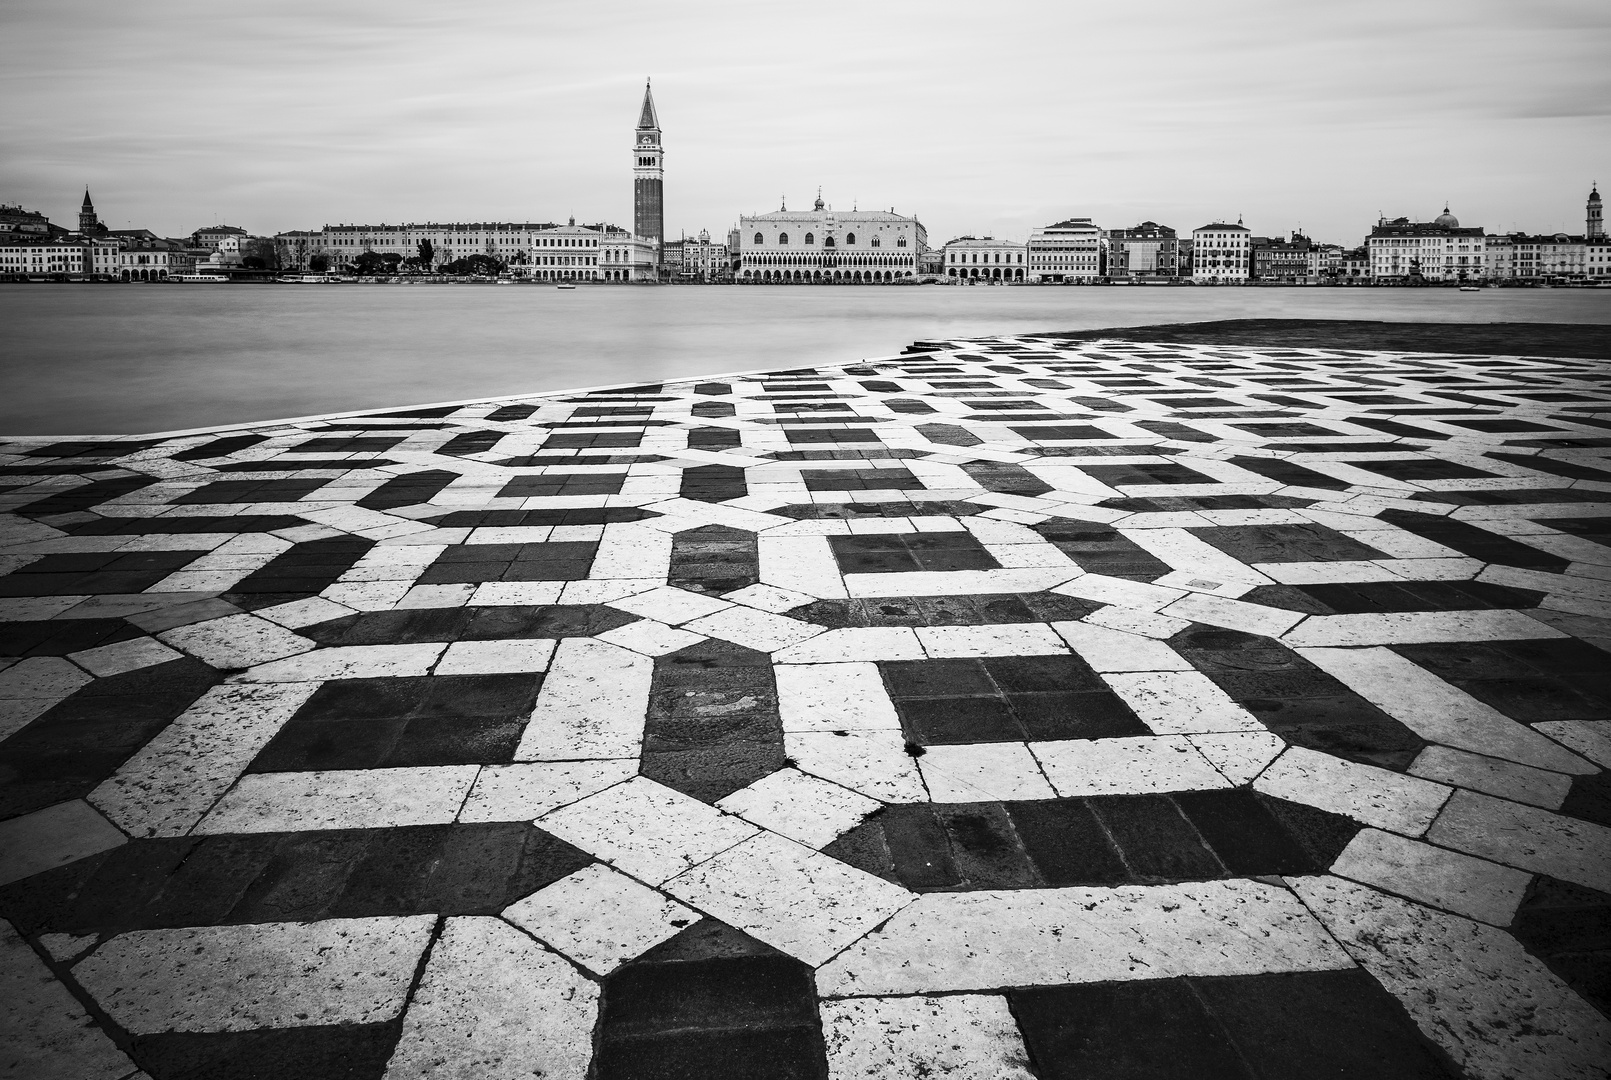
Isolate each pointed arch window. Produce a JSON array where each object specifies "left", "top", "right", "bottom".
[
  {"left": 845, "top": 233, "right": 855, "bottom": 245},
  {"left": 753, "top": 232, "right": 763, "bottom": 245},
  {"left": 804, "top": 233, "right": 814, "bottom": 245},
  {"left": 778, "top": 233, "right": 789, "bottom": 245},
  {"left": 870, "top": 236, "right": 881, "bottom": 248},
  {"left": 897, "top": 237, "right": 908, "bottom": 247},
  {"left": 823, "top": 236, "right": 835, "bottom": 249}
]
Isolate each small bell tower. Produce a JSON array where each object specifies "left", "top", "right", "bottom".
[
  {"left": 1588, "top": 184, "right": 1603, "bottom": 239},
  {"left": 79, "top": 188, "right": 98, "bottom": 233}
]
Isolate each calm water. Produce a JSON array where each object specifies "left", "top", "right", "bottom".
[{"left": 2, "top": 283, "right": 1609, "bottom": 435}]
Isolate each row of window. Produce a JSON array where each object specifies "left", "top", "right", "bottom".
[
  {"left": 753, "top": 232, "right": 906, "bottom": 248},
  {"left": 949, "top": 253, "right": 1023, "bottom": 264}
]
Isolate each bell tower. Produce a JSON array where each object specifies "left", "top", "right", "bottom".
[
  {"left": 79, "top": 188, "right": 98, "bottom": 234},
  {"left": 1589, "top": 184, "right": 1603, "bottom": 239},
  {"left": 633, "top": 79, "right": 664, "bottom": 274}
]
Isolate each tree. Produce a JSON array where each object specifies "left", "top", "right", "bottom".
[
  {"left": 353, "top": 250, "right": 389, "bottom": 275},
  {"left": 242, "top": 237, "right": 279, "bottom": 270},
  {"left": 308, "top": 254, "right": 330, "bottom": 272},
  {"left": 439, "top": 254, "right": 504, "bottom": 277},
  {"left": 418, "top": 239, "right": 435, "bottom": 268},
  {"left": 382, "top": 252, "right": 403, "bottom": 271}
]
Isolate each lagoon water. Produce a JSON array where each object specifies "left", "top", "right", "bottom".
[{"left": 2, "top": 283, "right": 1608, "bottom": 435}]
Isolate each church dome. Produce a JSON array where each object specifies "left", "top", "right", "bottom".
[{"left": 1434, "top": 206, "right": 1459, "bottom": 228}]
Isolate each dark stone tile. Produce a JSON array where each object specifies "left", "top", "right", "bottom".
[
  {"left": 960, "top": 461, "right": 1053, "bottom": 495},
  {"left": 228, "top": 831, "right": 373, "bottom": 924},
  {"left": 1009, "top": 691, "right": 1150, "bottom": 740},
  {"left": 1011, "top": 979, "right": 1249, "bottom": 1080},
  {"left": 230, "top": 537, "right": 375, "bottom": 597},
  {"left": 878, "top": 804, "right": 960, "bottom": 888},
  {"left": 1561, "top": 771, "right": 1611, "bottom": 828},
  {"left": 642, "top": 640, "right": 783, "bottom": 803},
  {"left": 1254, "top": 793, "right": 1362, "bottom": 868},
  {"left": 983, "top": 654, "right": 1105, "bottom": 693},
  {"left": 1005, "top": 799, "right": 1128, "bottom": 886},
  {"left": 1088, "top": 795, "right": 1225, "bottom": 882},
  {"left": 680, "top": 463, "right": 748, "bottom": 503},
  {"left": 132, "top": 1022, "right": 402, "bottom": 1080},
  {"left": 670, "top": 524, "right": 758, "bottom": 595},
  {"left": 1194, "top": 969, "right": 1459, "bottom": 1078},
  {"left": 1378, "top": 509, "right": 1570, "bottom": 571},
  {"left": 1191, "top": 524, "right": 1387, "bottom": 564},
  {"left": 1172, "top": 789, "right": 1319, "bottom": 875},
  {"left": 881, "top": 658, "right": 994, "bottom": 697},
  {"left": 933, "top": 803, "right": 1039, "bottom": 888},
  {"left": 596, "top": 929, "right": 825, "bottom": 1080},
  {"left": 895, "top": 695, "right": 1022, "bottom": 744}
]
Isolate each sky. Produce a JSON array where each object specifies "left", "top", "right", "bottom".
[{"left": 2, "top": 0, "right": 1608, "bottom": 246}]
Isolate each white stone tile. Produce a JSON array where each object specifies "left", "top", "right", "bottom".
[
  {"left": 1291, "top": 875, "right": 1611, "bottom": 1080},
  {"left": 1032, "top": 735, "right": 1230, "bottom": 796},
  {"left": 716, "top": 768, "right": 880, "bottom": 848},
  {"left": 918, "top": 742, "right": 1057, "bottom": 802},
  {"left": 434, "top": 638, "right": 556, "bottom": 675},
  {"left": 91, "top": 682, "right": 320, "bottom": 838},
  {"left": 382, "top": 918, "right": 597, "bottom": 1077},
  {"left": 609, "top": 585, "right": 731, "bottom": 625},
  {"left": 1052, "top": 572, "right": 1185, "bottom": 612},
  {"left": 514, "top": 638, "right": 653, "bottom": 760},
  {"left": 1254, "top": 560, "right": 1400, "bottom": 585},
  {"left": 457, "top": 760, "right": 635, "bottom": 822},
  {"left": 663, "top": 830, "right": 913, "bottom": 966},
  {"left": 1409, "top": 745, "right": 1573, "bottom": 810},
  {"left": 1298, "top": 646, "right": 1593, "bottom": 773},
  {"left": 555, "top": 577, "right": 659, "bottom": 605},
  {"left": 1051, "top": 620, "right": 1191, "bottom": 671},
  {"left": 772, "top": 626, "right": 925, "bottom": 663},
  {"left": 1188, "top": 730, "right": 1287, "bottom": 785},
  {"left": 0, "top": 595, "right": 88, "bottom": 622},
  {"left": 195, "top": 765, "right": 478, "bottom": 833},
  {"left": 786, "top": 730, "right": 929, "bottom": 803},
  {"left": 846, "top": 567, "right": 1073, "bottom": 599},
  {"left": 231, "top": 642, "right": 445, "bottom": 682},
  {"left": 1533, "top": 720, "right": 1611, "bottom": 769},
  {"left": 503, "top": 864, "right": 695, "bottom": 976},
  {"left": 0, "top": 800, "right": 126, "bottom": 888},
  {"left": 816, "top": 879, "right": 1350, "bottom": 996},
  {"left": 1159, "top": 591, "right": 1306, "bottom": 638},
  {"left": 73, "top": 916, "right": 434, "bottom": 1034},
  {"left": 589, "top": 522, "right": 673, "bottom": 578},
  {"left": 67, "top": 636, "right": 183, "bottom": 678},
  {"left": 1103, "top": 671, "right": 1266, "bottom": 735},
  {"left": 466, "top": 580, "right": 566, "bottom": 606},
  {"left": 394, "top": 583, "right": 474, "bottom": 608},
  {"left": 1122, "top": 527, "right": 1273, "bottom": 585},
  {"left": 157, "top": 613, "right": 315, "bottom": 670},
  {"left": 0, "top": 919, "right": 136, "bottom": 1080},
  {"left": 1282, "top": 609, "right": 1565, "bottom": 647},
  {"left": 253, "top": 595, "right": 355, "bottom": 629},
  {"left": 594, "top": 618, "right": 706, "bottom": 656},
  {"left": 0, "top": 657, "right": 92, "bottom": 744},
  {"left": 682, "top": 605, "right": 822, "bottom": 652},
  {"left": 1426, "top": 789, "right": 1611, "bottom": 893},
  {"left": 466, "top": 525, "right": 553, "bottom": 544},
  {"left": 1082, "top": 605, "right": 1191, "bottom": 639},
  {"left": 758, "top": 534, "right": 848, "bottom": 600},
  {"left": 820, "top": 994, "right": 1035, "bottom": 1080},
  {"left": 1330, "top": 828, "right": 1530, "bottom": 926},
  {"left": 915, "top": 623, "right": 1067, "bottom": 658},
  {"left": 775, "top": 662, "right": 901, "bottom": 733},
  {"left": 1254, "top": 746, "right": 1451, "bottom": 835},
  {"left": 538, "top": 776, "right": 757, "bottom": 885},
  {"left": 721, "top": 582, "right": 816, "bottom": 613}
]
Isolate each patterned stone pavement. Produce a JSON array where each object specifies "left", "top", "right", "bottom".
[{"left": 1, "top": 335, "right": 1609, "bottom": 1079}]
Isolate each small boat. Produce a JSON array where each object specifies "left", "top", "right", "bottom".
[
  {"left": 556, "top": 283, "right": 576, "bottom": 290},
  {"left": 1459, "top": 286, "right": 1480, "bottom": 292}
]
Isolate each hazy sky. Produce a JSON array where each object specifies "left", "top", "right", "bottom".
[{"left": 3, "top": 0, "right": 1607, "bottom": 246}]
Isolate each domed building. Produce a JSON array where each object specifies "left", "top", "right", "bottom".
[{"left": 1366, "top": 206, "right": 1486, "bottom": 283}]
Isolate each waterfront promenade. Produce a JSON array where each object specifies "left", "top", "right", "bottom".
[{"left": 1, "top": 329, "right": 1609, "bottom": 1078}]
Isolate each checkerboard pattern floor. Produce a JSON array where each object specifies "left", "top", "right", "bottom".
[{"left": 2, "top": 336, "right": 1609, "bottom": 1079}]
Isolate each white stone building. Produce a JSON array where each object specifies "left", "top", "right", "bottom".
[
  {"left": 1191, "top": 222, "right": 1252, "bottom": 282},
  {"left": 1027, "top": 218, "right": 1104, "bottom": 282},
  {"left": 943, "top": 236, "right": 1026, "bottom": 282},
  {"left": 1367, "top": 209, "right": 1486, "bottom": 282},
  {"left": 600, "top": 227, "right": 658, "bottom": 283},
  {"left": 738, "top": 194, "right": 925, "bottom": 284}
]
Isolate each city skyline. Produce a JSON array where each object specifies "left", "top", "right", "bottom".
[{"left": 3, "top": 0, "right": 1608, "bottom": 245}]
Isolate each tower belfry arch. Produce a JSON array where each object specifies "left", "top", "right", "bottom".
[{"left": 633, "top": 79, "right": 665, "bottom": 276}]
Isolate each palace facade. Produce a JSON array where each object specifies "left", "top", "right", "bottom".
[{"left": 737, "top": 194, "right": 925, "bottom": 284}]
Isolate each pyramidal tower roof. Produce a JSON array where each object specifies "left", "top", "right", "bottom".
[
  {"left": 81, "top": 188, "right": 94, "bottom": 210},
  {"left": 637, "top": 80, "right": 659, "bottom": 131}
]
